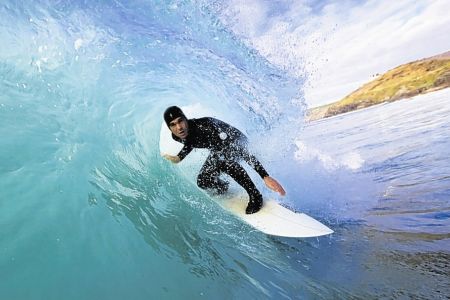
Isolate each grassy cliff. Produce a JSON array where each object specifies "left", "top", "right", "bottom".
[{"left": 308, "top": 51, "right": 450, "bottom": 120}]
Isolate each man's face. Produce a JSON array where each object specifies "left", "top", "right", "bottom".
[{"left": 169, "top": 117, "right": 189, "bottom": 139}]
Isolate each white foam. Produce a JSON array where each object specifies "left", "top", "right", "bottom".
[
  {"left": 294, "top": 141, "right": 364, "bottom": 171},
  {"left": 74, "top": 38, "right": 83, "bottom": 50}
]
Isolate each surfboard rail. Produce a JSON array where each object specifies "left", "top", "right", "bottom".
[{"left": 215, "top": 195, "right": 334, "bottom": 238}]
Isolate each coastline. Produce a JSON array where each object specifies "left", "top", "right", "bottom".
[
  {"left": 306, "top": 87, "right": 450, "bottom": 123},
  {"left": 306, "top": 52, "right": 450, "bottom": 122}
]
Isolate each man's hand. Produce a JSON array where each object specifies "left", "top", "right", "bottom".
[
  {"left": 162, "top": 153, "right": 181, "bottom": 164},
  {"left": 263, "top": 176, "right": 286, "bottom": 196}
]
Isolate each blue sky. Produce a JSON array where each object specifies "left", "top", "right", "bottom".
[{"left": 219, "top": 0, "right": 450, "bottom": 107}]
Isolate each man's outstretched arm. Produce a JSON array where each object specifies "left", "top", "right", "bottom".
[
  {"left": 162, "top": 143, "right": 193, "bottom": 164},
  {"left": 241, "top": 150, "right": 286, "bottom": 196}
]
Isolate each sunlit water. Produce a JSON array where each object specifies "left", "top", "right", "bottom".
[{"left": 0, "top": 1, "right": 449, "bottom": 299}]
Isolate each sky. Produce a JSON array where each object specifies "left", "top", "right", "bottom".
[{"left": 219, "top": 0, "right": 450, "bottom": 107}]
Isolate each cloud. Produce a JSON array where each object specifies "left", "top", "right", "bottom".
[{"left": 220, "top": 0, "right": 450, "bottom": 107}]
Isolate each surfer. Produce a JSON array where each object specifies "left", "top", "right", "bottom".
[{"left": 161, "top": 106, "right": 285, "bottom": 214}]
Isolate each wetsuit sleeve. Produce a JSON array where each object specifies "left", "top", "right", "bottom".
[
  {"left": 177, "top": 144, "right": 193, "bottom": 161},
  {"left": 171, "top": 132, "right": 193, "bottom": 161},
  {"left": 241, "top": 149, "right": 269, "bottom": 178}
]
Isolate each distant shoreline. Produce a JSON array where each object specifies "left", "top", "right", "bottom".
[
  {"left": 307, "top": 51, "right": 450, "bottom": 121},
  {"left": 306, "top": 86, "right": 450, "bottom": 123}
]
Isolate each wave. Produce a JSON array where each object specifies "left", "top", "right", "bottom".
[{"left": 0, "top": 1, "right": 377, "bottom": 298}]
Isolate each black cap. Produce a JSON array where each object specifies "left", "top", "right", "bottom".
[{"left": 164, "top": 106, "right": 186, "bottom": 127}]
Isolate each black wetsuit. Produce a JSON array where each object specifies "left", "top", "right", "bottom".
[{"left": 172, "top": 117, "right": 268, "bottom": 201}]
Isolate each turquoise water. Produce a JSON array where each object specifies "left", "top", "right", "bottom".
[{"left": 1, "top": 1, "right": 449, "bottom": 299}]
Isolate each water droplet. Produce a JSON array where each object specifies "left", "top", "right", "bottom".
[{"left": 74, "top": 38, "right": 83, "bottom": 50}]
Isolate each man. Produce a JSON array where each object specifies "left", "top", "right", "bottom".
[{"left": 162, "top": 106, "right": 285, "bottom": 214}]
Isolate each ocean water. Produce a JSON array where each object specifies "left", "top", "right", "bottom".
[{"left": 0, "top": 1, "right": 449, "bottom": 299}]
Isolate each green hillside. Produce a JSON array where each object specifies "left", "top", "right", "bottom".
[{"left": 308, "top": 51, "right": 450, "bottom": 120}]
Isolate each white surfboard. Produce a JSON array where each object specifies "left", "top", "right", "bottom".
[
  {"left": 160, "top": 104, "right": 333, "bottom": 238},
  {"left": 215, "top": 192, "right": 333, "bottom": 237}
]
